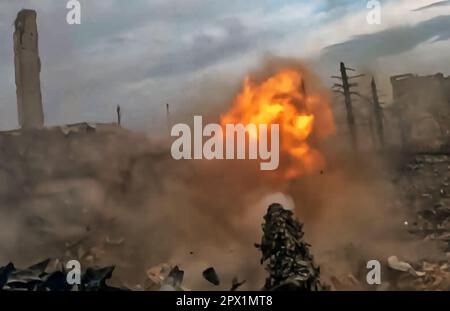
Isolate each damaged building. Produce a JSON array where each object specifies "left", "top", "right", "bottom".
[
  {"left": 391, "top": 73, "right": 450, "bottom": 145},
  {"left": 1, "top": 9, "right": 118, "bottom": 136}
]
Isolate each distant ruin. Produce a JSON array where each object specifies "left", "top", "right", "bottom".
[
  {"left": 391, "top": 73, "right": 450, "bottom": 107},
  {"left": 1, "top": 9, "right": 117, "bottom": 135},
  {"left": 391, "top": 73, "right": 450, "bottom": 143},
  {"left": 14, "top": 9, "right": 44, "bottom": 129}
]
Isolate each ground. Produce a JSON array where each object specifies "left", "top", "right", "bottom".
[{"left": 0, "top": 127, "right": 449, "bottom": 290}]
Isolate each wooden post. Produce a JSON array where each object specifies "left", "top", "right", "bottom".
[
  {"left": 116, "top": 105, "right": 121, "bottom": 127},
  {"left": 14, "top": 9, "right": 44, "bottom": 129},
  {"left": 300, "top": 79, "right": 307, "bottom": 96},
  {"left": 296, "top": 79, "right": 307, "bottom": 111},
  {"left": 371, "top": 78, "right": 384, "bottom": 147},
  {"left": 340, "top": 62, "right": 357, "bottom": 149},
  {"left": 166, "top": 103, "right": 170, "bottom": 131}
]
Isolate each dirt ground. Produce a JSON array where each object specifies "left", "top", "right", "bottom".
[{"left": 0, "top": 126, "right": 449, "bottom": 291}]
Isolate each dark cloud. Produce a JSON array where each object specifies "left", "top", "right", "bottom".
[
  {"left": 1, "top": 0, "right": 449, "bottom": 131},
  {"left": 145, "top": 18, "right": 279, "bottom": 78},
  {"left": 321, "top": 0, "right": 360, "bottom": 10},
  {"left": 319, "top": 0, "right": 395, "bottom": 15},
  {"left": 413, "top": 0, "right": 450, "bottom": 11},
  {"left": 321, "top": 15, "right": 450, "bottom": 64}
]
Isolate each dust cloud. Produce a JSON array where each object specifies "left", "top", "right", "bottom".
[{"left": 0, "top": 57, "right": 433, "bottom": 290}]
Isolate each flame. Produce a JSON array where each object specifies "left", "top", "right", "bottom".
[{"left": 221, "top": 68, "right": 335, "bottom": 178}]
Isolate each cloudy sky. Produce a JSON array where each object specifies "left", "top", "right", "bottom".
[{"left": 0, "top": 0, "right": 450, "bottom": 132}]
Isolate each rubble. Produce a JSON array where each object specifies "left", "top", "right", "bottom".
[
  {"left": 0, "top": 259, "right": 124, "bottom": 291},
  {"left": 401, "top": 154, "right": 450, "bottom": 247},
  {"left": 167, "top": 266, "right": 184, "bottom": 288},
  {"left": 383, "top": 259, "right": 450, "bottom": 291},
  {"left": 202, "top": 267, "right": 220, "bottom": 286},
  {"left": 145, "top": 263, "right": 172, "bottom": 290},
  {"left": 378, "top": 152, "right": 450, "bottom": 291},
  {"left": 230, "top": 278, "right": 246, "bottom": 291},
  {"left": 387, "top": 256, "right": 425, "bottom": 277},
  {"left": 145, "top": 264, "right": 187, "bottom": 291},
  {"left": 255, "top": 203, "right": 328, "bottom": 291}
]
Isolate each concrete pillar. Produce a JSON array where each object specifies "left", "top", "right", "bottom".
[{"left": 14, "top": 9, "right": 44, "bottom": 129}]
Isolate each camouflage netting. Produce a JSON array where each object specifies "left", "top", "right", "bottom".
[{"left": 256, "top": 203, "right": 328, "bottom": 291}]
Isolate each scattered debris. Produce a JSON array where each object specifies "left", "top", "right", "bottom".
[
  {"left": 387, "top": 256, "right": 425, "bottom": 277},
  {"left": 145, "top": 263, "right": 172, "bottom": 290},
  {"left": 145, "top": 264, "right": 186, "bottom": 291},
  {"left": 230, "top": 278, "right": 246, "bottom": 291},
  {"left": 105, "top": 236, "right": 125, "bottom": 246},
  {"left": 0, "top": 259, "right": 124, "bottom": 291},
  {"left": 81, "top": 266, "right": 118, "bottom": 291},
  {"left": 59, "top": 123, "right": 97, "bottom": 136},
  {"left": 202, "top": 267, "right": 220, "bottom": 286},
  {"left": 383, "top": 260, "right": 450, "bottom": 291},
  {"left": 168, "top": 266, "right": 184, "bottom": 287},
  {"left": 159, "top": 266, "right": 185, "bottom": 291}
]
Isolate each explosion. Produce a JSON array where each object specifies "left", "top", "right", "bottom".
[{"left": 222, "top": 68, "right": 335, "bottom": 178}]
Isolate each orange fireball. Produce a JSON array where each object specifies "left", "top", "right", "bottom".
[{"left": 221, "top": 68, "right": 335, "bottom": 178}]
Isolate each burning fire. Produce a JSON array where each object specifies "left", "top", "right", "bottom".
[{"left": 222, "top": 68, "right": 335, "bottom": 178}]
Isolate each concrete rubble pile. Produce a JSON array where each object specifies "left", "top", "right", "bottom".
[
  {"left": 380, "top": 256, "right": 450, "bottom": 291},
  {"left": 0, "top": 259, "right": 124, "bottom": 291},
  {"left": 402, "top": 154, "right": 450, "bottom": 247},
  {"left": 370, "top": 152, "right": 450, "bottom": 291}
]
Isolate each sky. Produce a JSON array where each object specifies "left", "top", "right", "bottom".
[{"left": 0, "top": 0, "right": 450, "bottom": 132}]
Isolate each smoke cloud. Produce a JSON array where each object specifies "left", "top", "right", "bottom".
[{"left": 0, "top": 57, "right": 436, "bottom": 290}]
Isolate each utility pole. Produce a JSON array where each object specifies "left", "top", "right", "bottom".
[
  {"left": 300, "top": 79, "right": 307, "bottom": 96},
  {"left": 332, "top": 62, "right": 364, "bottom": 150},
  {"left": 166, "top": 103, "right": 170, "bottom": 131},
  {"left": 371, "top": 78, "right": 385, "bottom": 148},
  {"left": 116, "top": 105, "right": 121, "bottom": 127},
  {"left": 340, "top": 62, "right": 357, "bottom": 149},
  {"left": 296, "top": 78, "right": 307, "bottom": 111}
]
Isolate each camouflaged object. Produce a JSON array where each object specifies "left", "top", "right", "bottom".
[{"left": 256, "top": 203, "right": 328, "bottom": 291}]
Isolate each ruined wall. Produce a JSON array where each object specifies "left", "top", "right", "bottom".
[
  {"left": 391, "top": 73, "right": 450, "bottom": 142},
  {"left": 14, "top": 9, "right": 44, "bottom": 129}
]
